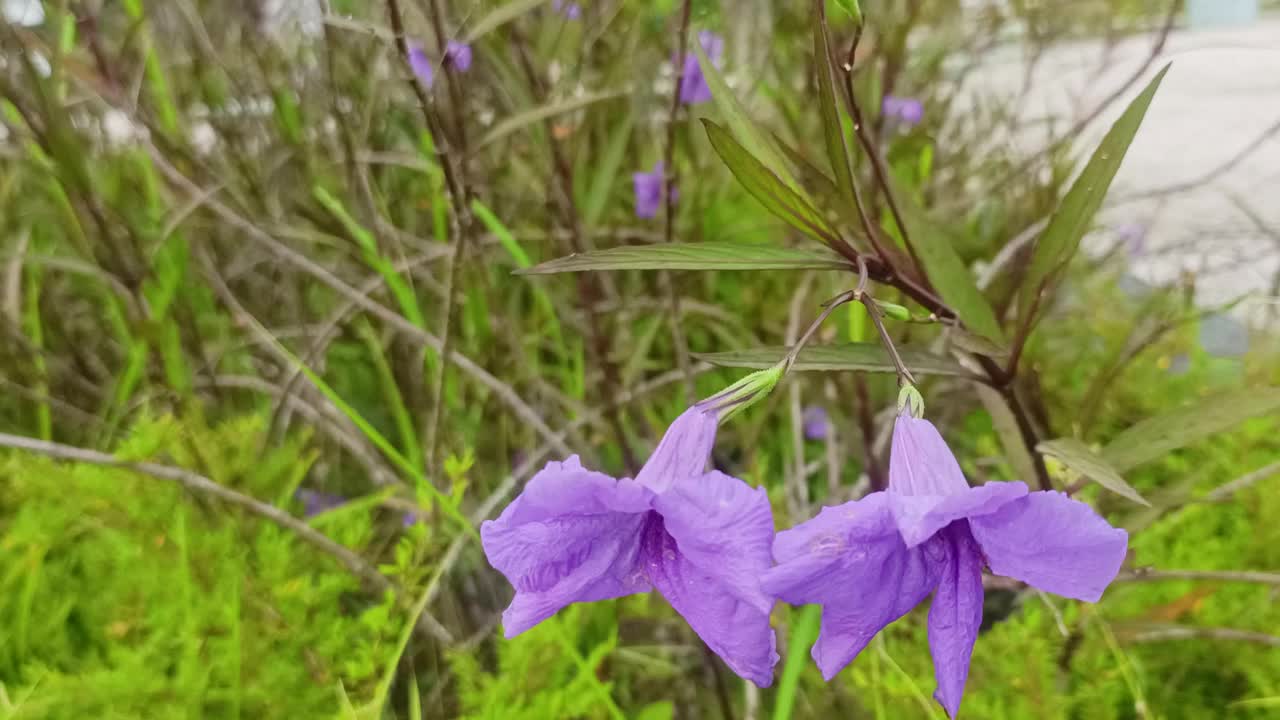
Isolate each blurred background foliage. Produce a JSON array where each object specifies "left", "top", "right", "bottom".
[{"left": 1, "top": 0, "right": 1278, "bottom": 718}]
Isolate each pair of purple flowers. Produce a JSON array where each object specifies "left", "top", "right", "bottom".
[
  {"left": 408, "top": 40, "right": 472, "bottom": 89},
  {"left": 481, "top": 388, "right": 1127, "bottom": 717},
  {"left": 631, "top": 31, "right": 724, "bottom": 218}
]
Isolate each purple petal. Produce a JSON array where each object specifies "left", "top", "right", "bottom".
[
  {"left": 633, "top": 404, "right": 717, "bottom": 493},
  {"left": 647, "top": 470, "right": 778, "bottom": 686},
  {"left": 763, "top": 494, "right": 942, "bottom": 679},
  {"left": 295, "top": 488, "right": 346, "bottom": 517},
  {"left": 480, "top": 456, "right": 655, "bottom": 636},
  {"left": 889, "top": 481, "right": 1028, "bottom": 548},
  {"left": 883, "top": 94, "right": 924, "bottom": 127},
  {"left": 408, "top": 45, "right": 434, "bottom": 88},
  {"left": 888, "top": 415, "right": 1027, "bottom": 546},
  {"left": 445, "top": 40, "right": 472, "bottom": 72},
  {"left": 889, "top": 416, "right": 971, "bottom": 496},
  {"left": 969, "top": 491, "right": 1128, "bottom": 602},
  {"left": 927, "top": 526, "right": 984, "bottom": 719}
]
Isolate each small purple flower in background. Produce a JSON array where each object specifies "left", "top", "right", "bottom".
[
  {"left": 678, "top": 31, "right": 724, "bottom": 105},
  {"left": 633, "top": 161, "right": 673, "bottom": 219},
  {"left": 1115, "top": 221, "right": 1147, "bottom": 257},
  {"left": 552, "top": 0, "right": 581, "bottom": 20},
  {"left": 296, "top": 489, "right": 346, "bottom": 518},
  {"left": 763, "top": 413, "right": 1127, "bottom": 717},
  {"left": 445, "top": 40, "right": 472, "bottom": 72},
  {"left": 481, "top": 401, "right": 779, "bottom": 687},
  {"left": 882, "top": 94, "right": 924, "bottom": 129},
  {"left": 802, "top": 406, "right": 829, "bottom": 441},
  {"left": 408, "top": 45, "right": 434, "bottom": 88},
  {"left": 408, "top": 41, "right": 472, "bottom": 89}
]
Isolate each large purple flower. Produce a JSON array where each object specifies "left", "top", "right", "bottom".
[
  {"left": 481, "top": 403, "right": 779, "bottom": 687},
  {"left": 678, "top": 31, "right": 724, "bottom": 105},
  {"left": 762, "top": 414, "right": 1127, "bottom": 717}
]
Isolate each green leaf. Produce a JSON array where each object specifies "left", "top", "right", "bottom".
[
  {"left": 975, "top": 384, "right": 1038, "bottom": 483},
  {"left": 696, "top": 343, "right": 970, "bottom": 377},
  {"left": 692, "top": 39, "right": 801, "bottom": 193},
  {"left": 813, "top": 12, "right": 856, "bottom": 210},
  {"left": 1017, "top": 64, "right": 1170, "bottom": 329},
  {"left": 463, "top": 0, "right": 550, "bottom": 42},
  {"left": 478, "top": 90, "right": 624, "bottom": 149},
  {"left": 1102, "top": 386, "right": 1280, "bottom": 472},
  {"left": 833, "top": 0, "right": 863, "bottom": 24},
  {"left": 773, "top": 605, "right": 821, "bottom": 720},
  {"left": 703, "top": 119, "right": 841, "bottom": 246},
  {"left": 582, "top": 113, "right": 635, "bottom": 227},
  {"left": 1038, "top": 438, "right": 1150, "bottom": 506},
  {"left": 518, "top": 242, "right": 852, "bottom": 274},
  {"left": 891, "top": 181, "right": 1005, "bottom": 344}
]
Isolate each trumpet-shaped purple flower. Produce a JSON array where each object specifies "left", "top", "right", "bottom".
[
  {"left": 882, "top": 94, "right": 924, "bottom": 128},
  {"left": 633, "top": 162, "right": 674, "bottom": 219},
  {"left": 763, "top": 414, "right": 1127, "bottom": 717},
  {"left": 482, "top": 403, "right": 779, "bottom": 687},
  {"left": 678, "top": 31, "right": 724, "bottom": 105}
]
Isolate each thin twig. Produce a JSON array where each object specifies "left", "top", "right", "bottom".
[
  {"left": 1118, "top": 568, "right": 1280, "bottom": 586},
  {"left": 661, "top": 0, "right": 697, "bottom": 404},
  {"left": 1204, "top": 460, "right": 1280, "bottom": 503},
  {"left": 0, "top": 431, "right": 454, "bottom": 644},
  {"left": 1126, "top": 624, "right": 1280, "bottom": 648}
]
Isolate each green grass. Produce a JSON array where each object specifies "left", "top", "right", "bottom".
[{"left": 0, "top": 1, "right": 1277, "bottom": 718}]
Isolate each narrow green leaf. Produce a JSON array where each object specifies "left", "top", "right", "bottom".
[
  {"left": 582, "top": 113, "right": 635, "bottom": 227},
  {"left": 463, "top": 0, "right": 551, "bottom": 43},
  {"left": 696, "top": 343, "right": 970, "bottom": 377},
  {"left": 1038, "top": 438, "right": 1151, "bottom": 506},
  {"left": 692, "top": 39, "right": 801, "bottom": 193},
  {"left": 975, "top": 384, "right": 1038, "bottom": 484},
  {"left": 813, "top": 9, "right": 856, "bottom": 208},
  {"left": 773, "top": 605, "right": 821, "bottom": 720},
  {"left": 833, "top": 0, "right": 863, "bottom": 24},
  {"left": 518, "top": 242, "right": 852, "bottom": 274},
  {"left": 891, "top": 182, "right": 1006, "bottom": 344},
  {"left": 703, "top": 119, "right": 841, "bottom": 245},
  {"left": 1018, "top": 64, "right": 1170, "bottom": 328},
  {"left": 1102, "top": 386, "right": 1280, "bottom": 472},
  {"left": 478, "top": 90, "right": 624, "bottom": 149}
]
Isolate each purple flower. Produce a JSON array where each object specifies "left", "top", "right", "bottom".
[
  {"left": 1115, "top": 221, "right": 1147, "bottom": 257},
  {"left": 445, "top": 40, "right": 472, "bottom": 72},
  {"left": 762, "top": 414, "right": 1127, "bottom": 717},
  {"left": 408, "top": 44, "right": 434, "bottom": 88},
  {"left": 678, "top": 31, "right": 724, "bottom": 105},
  {"left": 882, "top": 94, "right": 924, "bottom": 128},
  {"left": 481, "top": 403, "right": 779, "bottom": 687},
  {"left": 633, "top": 161, "right": 674, "bottom": 219},
  {"left": 296, "top": 489, "right": 346, "bottom": 518},
  {"left": 803, "top": 406, "right": 829, "bottom": 441},
  {"left": 552, "top": 0, "right": 582, "bottom": 19},
  {"left": 408, "top": 41, "right": 471, "bottom": 89}
]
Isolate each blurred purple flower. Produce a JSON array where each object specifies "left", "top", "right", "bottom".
[
  {"left": 408, "top": 45, "right": 434, "bottom": 88},
  {"left": 296, "top": 489, "right": 346, "bottom": 518},
  {"left": 633, "top": 161, "right": 673, "bottom": 219},
  {"left": 552, "top": 0, "right": 581, "bottom": 19},
  {"left": 678, "top": 31, "right": 724, "bottom": 105},
  {"left": 445, "top": 40, "right": 472, "bottom": 72},
  {"left": 481, "top": 403, "right": 779, "bottom": 687},
  {"left": 802, "top": 406, "right": 829, "bottom": 441},
  {"left": 763, "top": 413, "right": 1127, "bottom": 717},
  {"left": 882, "top": 94, "right": 924, "bottom": 128},
  {"left": 408, "top": 41, "right": 471, "bottom": 89},
  {"left": 1115, "top": 222, "right": 1147, "bottom": 257}
]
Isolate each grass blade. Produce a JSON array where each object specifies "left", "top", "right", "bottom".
[{"left": 519, "top": 242, "right": 852, "bottom": 274}]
